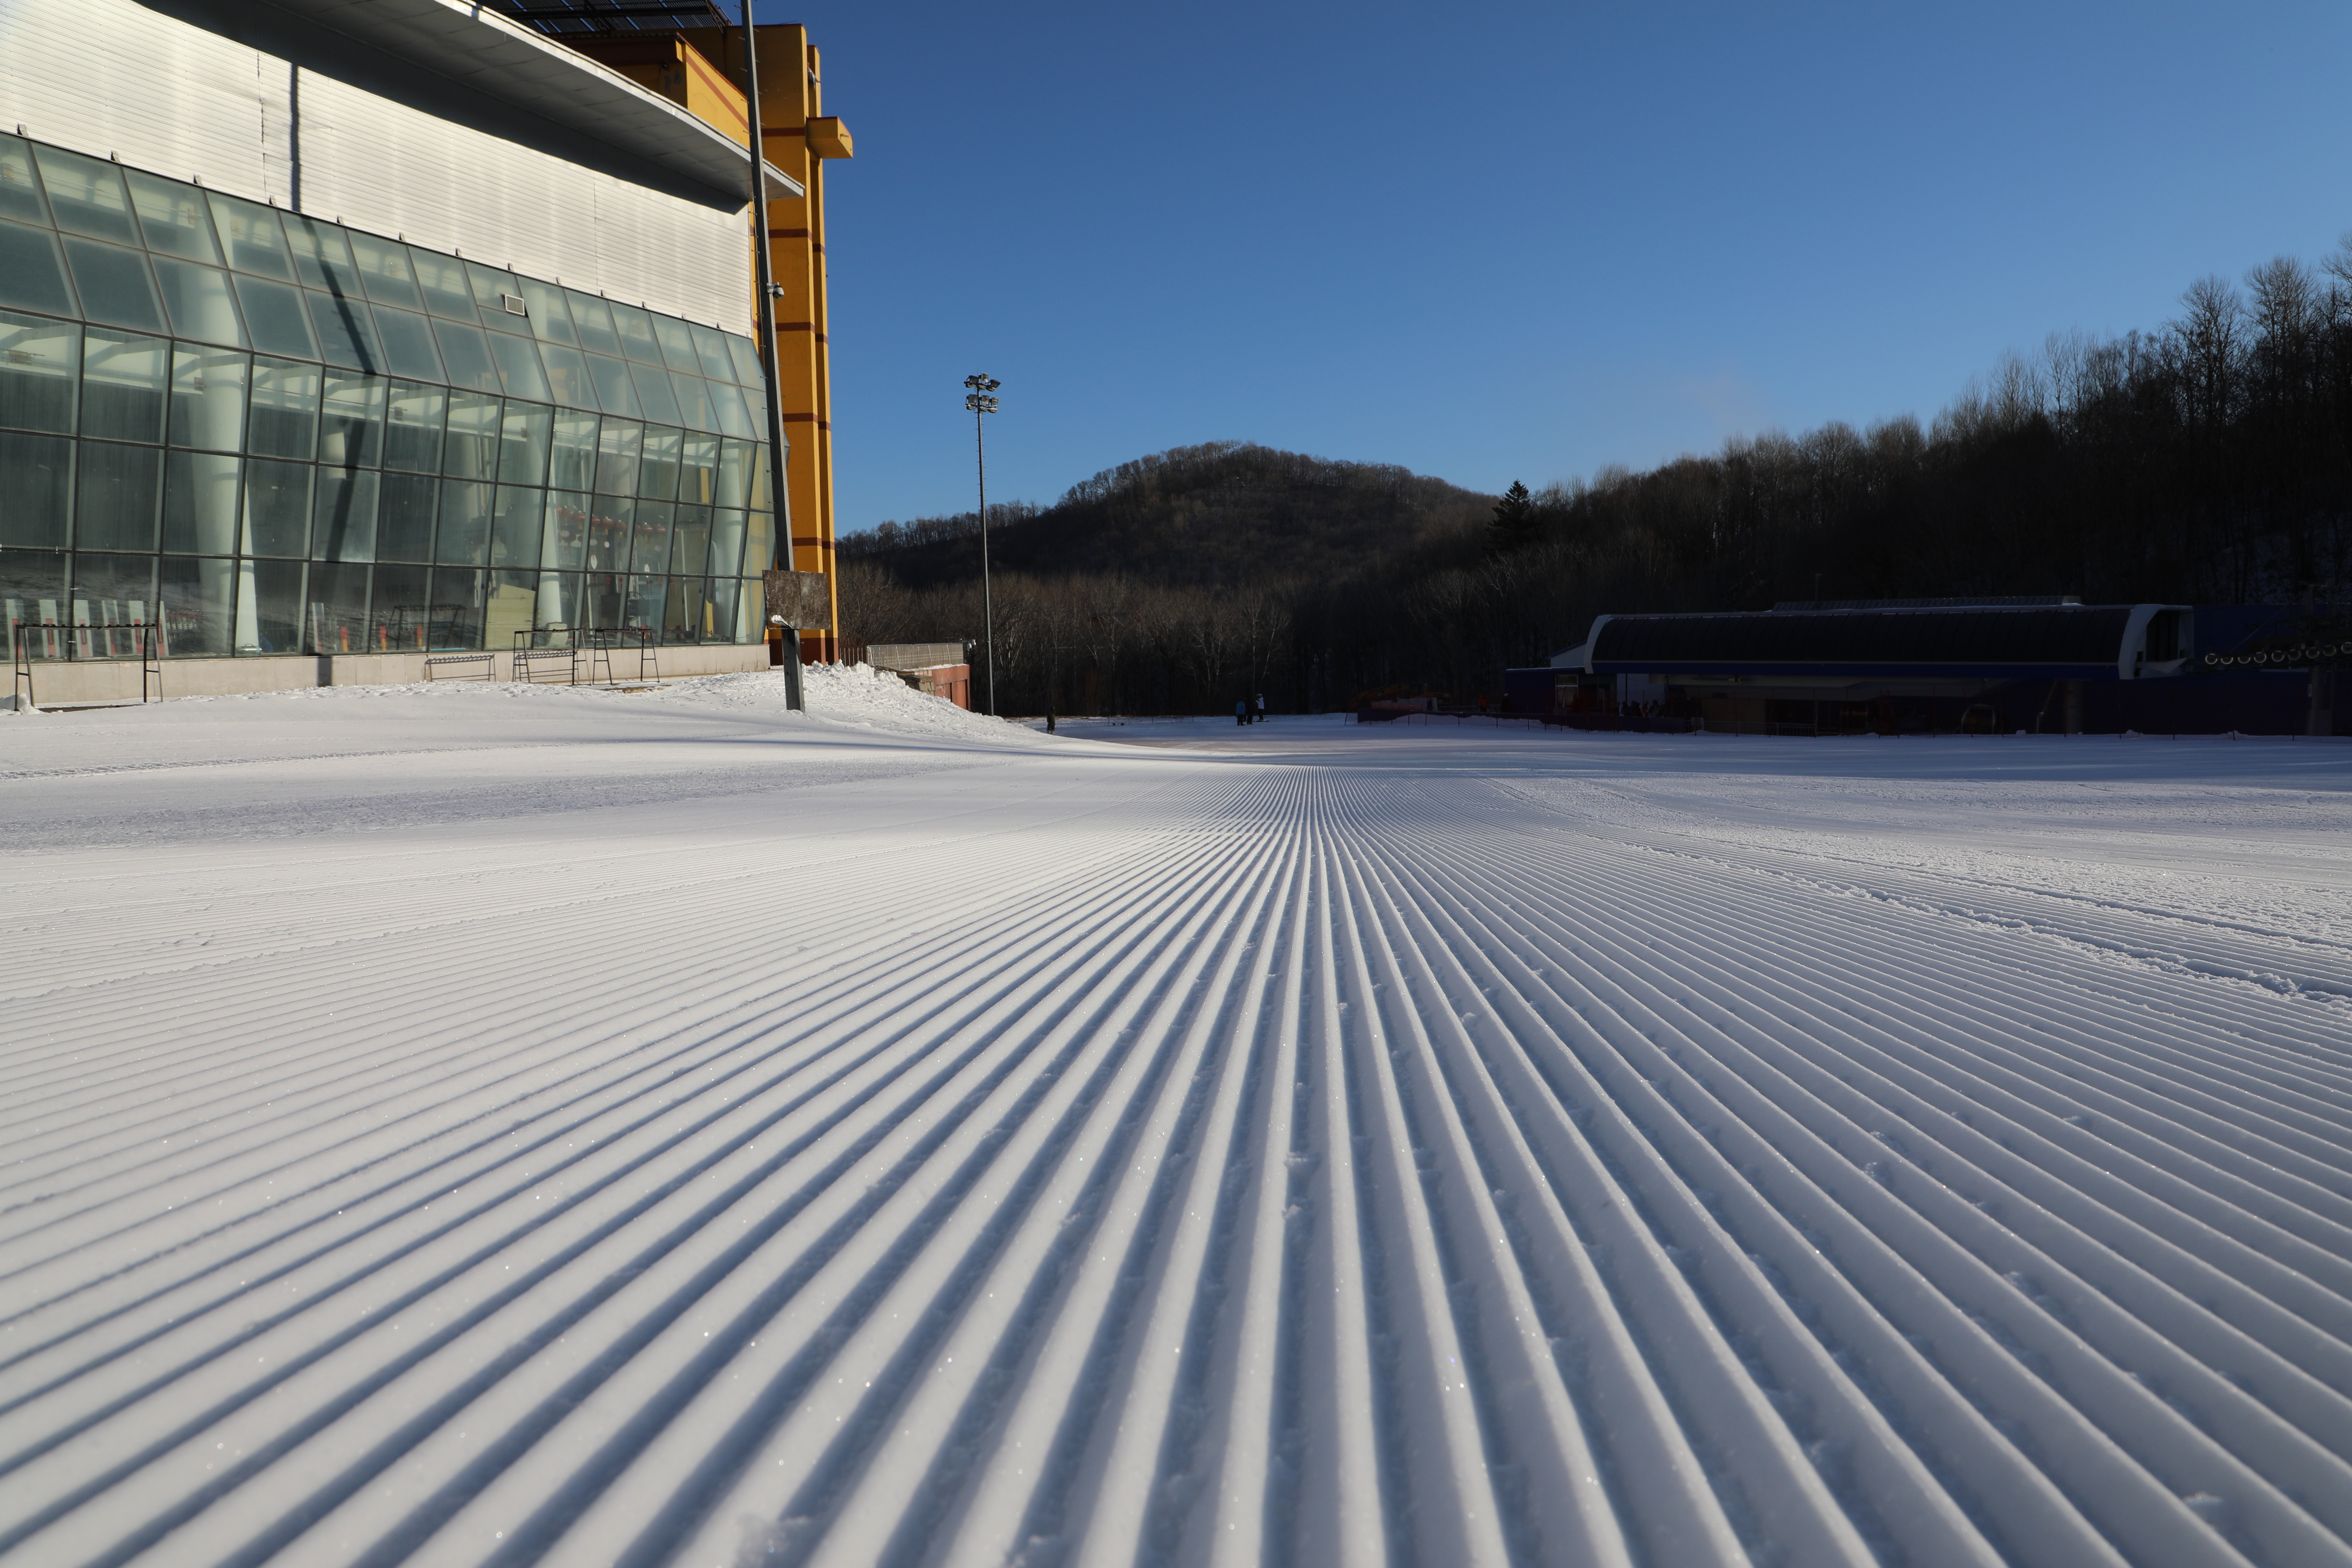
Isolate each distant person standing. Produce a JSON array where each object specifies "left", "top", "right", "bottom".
[
  {"left": 1236, "top": 699, "right": 1248, "bottom": 727},
  {"left": 1254, "top": 693, "right": 1267, "bottom": 724}
]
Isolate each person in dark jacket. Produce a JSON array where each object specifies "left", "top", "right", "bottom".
[{"left": 1236, "top": 699, "right": 1248, "bottom": 727}]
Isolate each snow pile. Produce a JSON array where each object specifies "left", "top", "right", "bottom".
[{"left": 648, "top": 661, "right": 1041, "bottom": 746}]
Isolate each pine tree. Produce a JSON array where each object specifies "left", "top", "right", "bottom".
[{"left": 1487, "top": 479, "right": 1538, "bottom": 553}]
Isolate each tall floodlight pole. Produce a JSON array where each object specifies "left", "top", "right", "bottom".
[
  {"left": 742, "top": 1, "right": 797, "bottom": 701},
  {"left": 964, "top": 373, "right": 1001, "bottom": 714}
]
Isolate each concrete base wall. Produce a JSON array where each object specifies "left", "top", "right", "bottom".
[{"left": 9, "top": 644, "right": 771, "bottom": 709}]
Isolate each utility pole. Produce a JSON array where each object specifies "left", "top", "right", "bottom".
[
  {"left": 964, "top": 372, "right": 1001, "bottom": 715},
  {"left": 741, "top": 1, "right": 798, "bottom": 705}
]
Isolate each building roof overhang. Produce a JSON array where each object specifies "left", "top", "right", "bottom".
[{"left": 150, "top": 0, "right": 803, "bottom": 208}]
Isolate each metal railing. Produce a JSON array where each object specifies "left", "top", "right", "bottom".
[{"left": 11, "top": 623, "right": 160, "bottom": 710}]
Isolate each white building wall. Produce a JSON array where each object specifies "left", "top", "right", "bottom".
[{"left": 0, "top": 0, "right": 753, "bottom": 330}]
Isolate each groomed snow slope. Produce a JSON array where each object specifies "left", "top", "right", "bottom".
[{"left": 4, "top": 675, "right": 2351, "bottom": 1568}]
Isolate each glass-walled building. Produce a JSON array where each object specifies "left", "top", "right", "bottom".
[{"left": 0, "top": 132, "right": 777, "bottom": 665}]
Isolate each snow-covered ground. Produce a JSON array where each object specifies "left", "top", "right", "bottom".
[{"left": 4, "top": 675, "right": 2351, "bottom": 1568}]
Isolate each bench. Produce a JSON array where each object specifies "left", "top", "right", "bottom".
[
  {"left": 512, "top": 647, "right": 578, "bottom": 684},
  {"left": 424, "top": 653, "right": 495, "bottom": 681}
]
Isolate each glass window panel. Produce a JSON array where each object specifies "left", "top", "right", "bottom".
[
  {"left": 384, "top": 381, "right": 445, "bottom": 473},
  {"left": 650, "top": 316, "right": 700, "bottom": 374},
  {"left": 709, "top": 509, "right": 746, "bottom": 579},
  {"left": 153, "top": 258, "right": 247, "bottom": 348},
  {"left": 671, "top": 505, "right": 712, "bottom": 579},
  {"left": 63, "top": 237, "right": 166, "bottom": 332},
  {"left": 548, "top": 407, "right": 597, "bottom": 493},
  {"left": 485, "top": 568, "right": 536, "bottom": 650},
  {"left": 346, "top": 230, "right": 424, "bottom": 312},
  {"left": 376, "top": 472, "right": 437, "bottom": 562},
  {"left": 408, "top": 248, "right": 476, "bottom": 321},
  {"left": 541, "top": 491, "right": 589, "bottom": 572},
  {"left": 247, "top": 357, "right": 321, "bottom": 458},
  {"left": 0, "top": 432, "right": 73, "bottom": 546},
  {"left": 370, "top": 561, "right": 433, "bottom": 651},
  {"left": 314, "top": 467, "right": 379, "bottom": 562},
  {"left": 516, "top": 279, "right": 575, "bottom": 345},
  {"left": 2, "top": 547, "right": 66, "bottom": 660},
  {"left": 74, "top": 441, "right": 161, "bottom": 550},
  {"left": 748, "top": 451, "right": 772, "bottom": 514},
  {"left": 82, "top": 330, "right": 168, "bottom": 443},
  {"left": 486, "top": 330, "right": 550, "bottom": 401},
  {"left": 629, "top": 361, "right": 681, "bottom": 427},
  {"left": 157, "top": 555, "right": 236, "bottom": 656},
  {"left": 284, "top": 216, "right": 360, "bottom": 294},
  {"left": 714, "top": 438, "right": 757, "bottom": 512},
  {"left": 688, "top": 323, "right": 735, "bottom": 384},
  {"left": 72, "top": 553, "right": 156, "bottom": 653},
  {"left": 490, "top": 485, "right": 541, "bottom": 568},
  {"left": 307, "top": 289, "right": 385, "bottom": 372},
  {"left": 638, "top": 425, "right": 681, "bottom": 500},
  {"left": 723, "top": 331, "right": 765, "bottom": 387},
  {"left": 465, "top": 261, "right": 524, "bottom": 319},
  {"left": 584, "top": 494, "right": 631, "bottom": 574},
  {"left": 497, "top": 400, "right": 553, "bottom": 486},
  {"left": 233, "top": 274, "right": 318, "bottom": 359},
  {"left": 427, "top": 566, "right": 486, "bottom": 649},
  {"left": 532, "top": 569, "right": 580, "bottom": 635},
  {"left": 584, "top": 352, "right": 638, "bottom": 418},
  {"left": 710, "top": 377, "right": 754, "bottom": 440},
  {"left": 208, "top": 194, "right": 293, "bottom": 279},
  {"left": 33, "top": 146, "right": 137, "bottom": 242},
  {"left": 162, "top": 451, "right": 241, "bottom": 553},
  {"left": 306, "top": 560, "right": 369, "bottom": 653},
  {"left": 435, "top": 478, "right": 492, "bottom": 565},
  {"left": 125, "top": 171, "right": 220, "bottom": 263},
  {"left": 441, "top": 390, "right": 500, "bottom": 480},
  {"left": 0, "top": 220, "right": 77, "bottom": 316},
  {"left": 657, "top": 576, "right": 699, "bottom": 643},
  {"left": 708, "top": 576, "right": 743, "bottom": 643},
  {"left": 629, "top": 499, "right": 673, "bottom": 576},
  {"left": 240, "top": 458, "right": 312, "bottom": 556},
  {"left": 433, "top": 317, "right": 501, "bottom": 394},
  {"left": 169, "top": 345, "right": 248, "bottom": 451},
  {"left": 0, "top": 135, "right": 49, "bottom": 225},
  {"left": 371, "top": 304, "right": 443, "bottom": 382},
  {"left": 0, "top": 309, "right": 79, "bottom": 434},
  {"left": 622, "top": 570, "right": 664, "bottom": 631},
  {"left": 320, "top": 373, "right": 385, "bottom": 468},
  {"left": 745, "top": 511, "right": 774, "bottom": 574},
  {"left": 564, "top": 290, "right": 623, "bottom": 357},
  {"left": 608, "top": 301, "right": 662, "bottom": 363},
  {"left": 677, "top": 431, "right": 719, "bottom": 505},
  {"left": 669, "top": 371, "right": 715, "bottom": 433},
  {"left": 594, "top": 419, "right": 641, "bottom": 497},
  {"left": 236, "top": 556, "right": 304, "bottom": 653},
  {"left": 538, "top": 342, "right": 598, "bottom": 410}
]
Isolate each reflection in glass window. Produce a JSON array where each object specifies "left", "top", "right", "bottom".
[
  {"left": 376, "top": 472, "right": 437, "bottom": 562},
  {"left": 285, "top": 217, "right": 360, "bottom": 295},
  {"left": 517, "top": 279, "right": 574, "bottom": 345},
  {"left": 237, "top": 556, "right": 304, "bottom": 653},
  {"left": 0, "top": 135, "right": 49, "bottom": 225},
  {"left": 497, "top": 401, "right": 552, "bottom": 486},
  {"left": 532, "top": 568, "right": 580, "bottom": 634},
  {"left": 748, "top": 451, "right": 772, "bottom": 514},
  {"left": 433, "top": 317, "right": 501, "bottom": 394},
  {"left": 0, "top": 309, "right": 79, "bottom": 434},
  {"left": 162, "top": 451, "right": 240, "bottom": 554},
  {"left": 370, "top": 562, "right": 432, "bottom": 651},
  {"left": 490, "top": 485, "right": 541, "bottom": 567},
  {"left": 539, "top": 343, "right": 598, "bottom": 410},
  {"left": 651, "top": 316, "right": 700, "bottom": 374},
  {"left": 714, "top": 438, "right": 757, "bottom": 511},
  {"left": 33, "top": 146, "right": 138, "bottom": 243},
  {"left": 126, "top": 171, "right": 220, "bottom": 263},
  {"left": 63, "top": 237, "right": 166, "bottom": 333},
  {"left": 429, "top": 565, "right": 486, "bottom": 650},
  {"left": 0, "top": 220, "right": 78, "bottom": 316},
  {"left": 233, "top": 273, "right": 318, "bottom": 359},
  {"left": 321, "top": 373, "right": 386, "bottom": 468},
  {"left": 585, "top": 353, "right": 638, "bottom": 418},
  {"left": 639, "top": 425, "right": 681, "bottom": 501},
  {"left": 314, "top": 468, "right": 379, "bottom": 563},
  {"left": 169, "top": 346, "right": 248, "bottom": 451},
  {"left": 2, "top": 549, "right": 66, "bottom": 661},
  {"left": 308, "top": 288, "right": 385, "bottom": 371},
  {"left": 670, "top": 371, "right": 714, "bottom": 433},
  {"left": 541, "top": 492, "right": 589, "bottom": 572},
  {"left": 248, "top": 357, "right": 321, "bottom": 459},
  {"left": 159, "top": 554, "right": 236, "bottom": 656},
  {"left": 608, "top": 301, "right": 662, "bottom": 364},
  {"left": 623, "top": 570, "right": 664, "bottom": 630},
  {"left": 548, "top": 408, "right": 597, "bottom": 493},
  {"left": 436, "top": 478, "right": 493, "bottom": 565},
  {"left": 708, "top": 509, "right": 746, "bottom": 579},
  {"left": 384, "top": 381, "right": 446, "bottom": 473},
  {"left": 73, "top": 552, "right": 155, "bottom": 652},
  {"left": 745, "top": 511, "right": 774, "bottom": 574},
  {"left": 486, "top": 568, "right": 536, "bottom": 650},
  {"left": 678, "top": 432, "right": 718, "bottom": 505},
  {"left": 629, "top": 360, "right": 682, "bottom": 427},
  {"left": 689, "top": 323, "right": 735, "bottom": 384},
  {"left": 208, "top": 194, "right": 294, "bottom": 280},
  {"left": 565, "top": 290, "right": 622, "bottom": 357},
  {"left": 241, "top": 459, "right": 312, "bottom": 557},
  {"left": 724, "top": 332, "right": 765, "bottom": 387},
  {"left": 348, "top": 231, "right": 425, "bottom": 312},
  {"left": 306, "top": 560, "right": 369, "bottom": 653},
  {"left": 153, "top": 258, "right": 247, "bottom": 348},
  {"left": 372, "top": 304, "right": 444, "bottom": 383},
  {"left": 442, "top": 390, "right": 500, "bottom": 480},
  {"left": 408, "top": 248, "right": 476, "bottom": 321},
  {"left": 74, "top": 441, "right": 161, "bottom": 551},
  {"left": 583, "top": 493, "right": 632, "bottom": 573},
  {"left": 671, "top": 505, "right": 711, "bottom": 578},
  {"left": 465, "top": 261, "right": 524, "bottom": 320},
  {"left": 82, "top": 331, "right": 168, "bottom": 443},
  {"left": 710, "top": 379, "right": 754, "bottom": 440},
  {"left": 630, "top": 500, "right": 673, "bottom": 576},
  {"left": 486, "top": 330, "right": 549, "bottom": 402},
  {"left": 711, "top": 577, "right": 745, "bottom": 643},
  {"left": 594, "top": 419, "right": 641, "bottom": 498}
]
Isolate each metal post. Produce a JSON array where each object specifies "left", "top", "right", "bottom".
[
  {"left": 741, "top": 6, "right": 794, "bottom": 609},
  {"left": 964, "top": 373, "right": 1001, "bottom": 715}
]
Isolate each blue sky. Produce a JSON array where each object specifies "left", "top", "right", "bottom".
[{"left": 745, "top": 1, "right": 2352, "bottom": 532}]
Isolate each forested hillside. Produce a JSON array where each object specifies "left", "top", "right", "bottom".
[{"left": 840, "top": 245, "right": 2352, "bottom": 715}]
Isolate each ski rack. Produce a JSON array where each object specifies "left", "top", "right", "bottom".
[{"left": 11, "top": 622, "right": 161, "bottom": 710}]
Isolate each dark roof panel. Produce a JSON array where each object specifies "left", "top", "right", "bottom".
[{"left": 1591, "top": 607, "right": 2137, "bottom": 678}]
